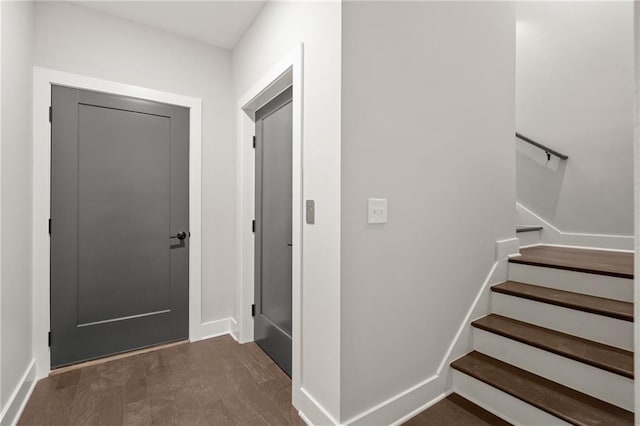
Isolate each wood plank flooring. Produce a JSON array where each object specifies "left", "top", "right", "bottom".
[
  {"left": 510, "top": 246, "right": 634, "bottom": 279},
  {"left": 403, "top": 393, "right": 511, "bottom": 425},
  {"left": 18, "top": 335, "right": 304, "bottom": 426}
]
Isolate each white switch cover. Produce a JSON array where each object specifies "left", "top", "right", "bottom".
[{"left": 368, "top": 198, "right": 387, "bottom": 224}]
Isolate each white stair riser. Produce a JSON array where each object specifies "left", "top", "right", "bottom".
[
  {"left": 473, "top": 329, "right": 634, "bottom": 411},
  {"left": 491, "top": 293, "right": 633, "bottom": 351},
  {"left": 508, "top": 263, "right": 633, "bottom": 302},
  {"left": 452, "top": 370, "right": 570, "bottom": 426},
  {"left": 518, "top": 232, "right": 541, "bottom": 248}
]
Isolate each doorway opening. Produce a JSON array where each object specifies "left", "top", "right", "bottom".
[
  {"left": 253, "top": 87, "right": 293, "bottom": 375},
  {"left": 236, "top": 44, "right": 303, "bottom": 400}
]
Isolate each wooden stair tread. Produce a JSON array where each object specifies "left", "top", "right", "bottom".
[
  {"left": 451, "top": 351, "right": 634, "bottom": 426},
  {"left": 492, "top": 281, "right": 633, "bottom": 321},
  {"left": 509, "top": 246, "right": 633, "bottom": 279},
  {"left": 516, "top": 225, "right": 543, "bottom": 233},
  {"left": 403, "top": 393, "right": 511, "bottom": 426},
  {"left": 472, "top": 314, "right": 633, "bottom": 378}
]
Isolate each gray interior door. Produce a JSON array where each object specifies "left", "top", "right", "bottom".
[
  {"left": 254, "top": 87, "right": 293, "bottom": 376},
  {"left": 50, "top": 85, "right": 189, "bottom": 368}
]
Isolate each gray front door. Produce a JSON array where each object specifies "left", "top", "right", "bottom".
[
  {"left": 50, "top": 85, "right": 189, "bottom": 368},
  {"left": 254, "top": 87, "right": 293, "bottom": 376}
]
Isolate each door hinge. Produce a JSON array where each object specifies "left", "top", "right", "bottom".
[
  {"left": 251, "top": 304, "right": 255, "bottom": 317},
  {"left": 253, "top": 135, "right": 256, "bottom": 148},
  {"left": 48, "top": 331, "right": 51, "bottom": 347},
  {"left": 252, "top": 220, "right": 255, "bottom": 233},
  {"left": 48, "top": 218, "right": 51, "bottom": 236},
  {"left": 49, "top": 106, "right": 52, "bottom": 123}
]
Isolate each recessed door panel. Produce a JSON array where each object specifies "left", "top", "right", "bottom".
[{"left": 254, "top": 87, "right": 293, "bottom": 376}]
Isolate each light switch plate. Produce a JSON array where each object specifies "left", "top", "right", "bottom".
[
  {"left": 306, "top": 200, "right": 315, "bottom": 224},
  {"left": 368, "top": 198, "right": 387, "bottom": 224}
]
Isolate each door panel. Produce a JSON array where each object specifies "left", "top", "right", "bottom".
[
  {"left": 254, "top": 87, "right": 293, "bottom": 376},
  {"left": 78, "top": 105, "right": 171, "bottom": 324},
  {"left": 50, "top": 85, "right": 189, "bottom": 367}
]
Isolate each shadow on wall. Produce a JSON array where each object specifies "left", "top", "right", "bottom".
[{"left": 516, "top": 137, "right": 568, "bottom": 221}]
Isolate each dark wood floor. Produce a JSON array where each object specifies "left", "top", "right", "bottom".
[
  {"left": 19, "top": 335, "right": 304, "bottom": 426},
  {"left": 403, "top": 393, "right": 510, "bottom": 426}
]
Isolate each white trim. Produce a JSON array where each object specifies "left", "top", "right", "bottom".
[
  {"left": 389, "top": 391, "right": 451, "bottom": 426},
  {"left": 200, "top": 317, "right": 238, "bottom": 341},
  {"left": 495, "top": 237, "right": 520, "bottom": 260},
  {"left": 516, "top": 202, "right": 634, "bottom": 250},
  {"left": 297, "top": 410, "right": 312, "bottom": 426},
  {"left": 32, "top": 67, "right": 203, "bottom": 379},
  {"left": 0, "top": 0, "right": 3, "bottom": 409},
  {"left": 344, "top": 375, "right": 440, "bottom": 426},
  {"left": 298, "top": 388, "right": 340, "bottom": 426},
  {"left": 236, "top": 43, "right": 304, "bottom": 411},
  {"left": 530, "top": 243, "right": 634, "bottom": 254},
  {"left": 436, "top": 258, "right": 510, "bottom": 375},
  {"left": 0, "top": 359, "right": 37, "bottom": 426},
  {"left": 631, "top": 6, "right": 639, "bottom": 418}
]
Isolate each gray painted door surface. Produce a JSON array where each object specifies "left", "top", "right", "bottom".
[
  {"left": 50, "top": 85, "right": 189, "bottom": 368},
  {"left": 254, "top": 87, "right": 293, "bottom": 376}
]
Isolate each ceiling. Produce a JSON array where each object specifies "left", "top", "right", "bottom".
[{"left": 73, "top": 1, "right": 266, "bottom": 50}]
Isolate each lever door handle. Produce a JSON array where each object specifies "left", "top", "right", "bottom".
[
  {"left": 170, "top": 231, "right": 187, "bottom": 240},
  {"left": 287, "top": 242, "right": 293, "bottom": 247}
]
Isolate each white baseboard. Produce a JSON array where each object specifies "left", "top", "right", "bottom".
[
  {"left": 298, "top": 409, "right": 313, "bottom": 425},
  {"left": 516, "top": 203, "right": 634, "bottom": 251},
  {"left": 199, "top": 317, "right": 237, "bottom": 341},
  {"left": 389, "top": 391, "right": 450, "bottom": 426},
  {"left": 297, "top": 387, "right": 340, "bottom": 426},
  {"left": 344, "top": 375, "right": 442, "bottom": 425},
  {"left": 0, "top": 359, "right": 37, "bottom": 426}
]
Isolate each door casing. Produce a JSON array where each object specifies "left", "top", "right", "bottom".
[
  {"left": 32, "top": 67, "right": 203, "bottom": 379},
  {"left": 236, "top": 45, "right": 303, "bottom": 407}
]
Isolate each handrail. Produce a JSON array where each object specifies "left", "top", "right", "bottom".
[{"left": 516, "top": 132, "right": 568, "bottom": 161}]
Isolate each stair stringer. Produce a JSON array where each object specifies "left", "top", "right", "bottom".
[
  {"left": 343, "top": 239, "right": 518, "bottom": 426},
  {"left": 516, "top": 202, "right": 634, "bottom": 251}
]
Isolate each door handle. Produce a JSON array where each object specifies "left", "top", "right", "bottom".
[
  {"left": 170, "top": 231, "right": 187, "bottom": 240},
  {"left": 287, "top": 242, "right": 293, "bottom": 247}
]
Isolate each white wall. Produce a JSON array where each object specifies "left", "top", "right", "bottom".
[
  {"left": 634, "top": 1, "right": 639, "bottom": 418},
  {"left": 516, "top": 2, "right": 634, "bottom": 236},
  {"left": 341, "top": 2, "right": 515, "bottom": 421},
  {"left": 232, "top": 2, "right": 342, "bottom": 421},
  {"left": 32, "top": 2, "right": 235, "bottom": 324},
  {"left": 1, "top": 0, "right": 35, "bottom": 411}
]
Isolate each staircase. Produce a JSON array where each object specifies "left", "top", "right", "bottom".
[
  {"left": 516, "top": 225, "right": 543, "bottom": 247},
  {"left": 407, "top": 245, "right": 634, "bottom": 425}
]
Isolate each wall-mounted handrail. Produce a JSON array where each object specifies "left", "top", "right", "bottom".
[{"left": 516, "top": 132, "right": 568, "bottom": 161}]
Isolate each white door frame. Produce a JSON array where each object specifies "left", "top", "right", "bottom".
[
  {"left": 236, "top": 44, "right": 303, "bottom": 401},
  {"left": 32, "top": 66, "right": 203, "bottom": 379}
]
